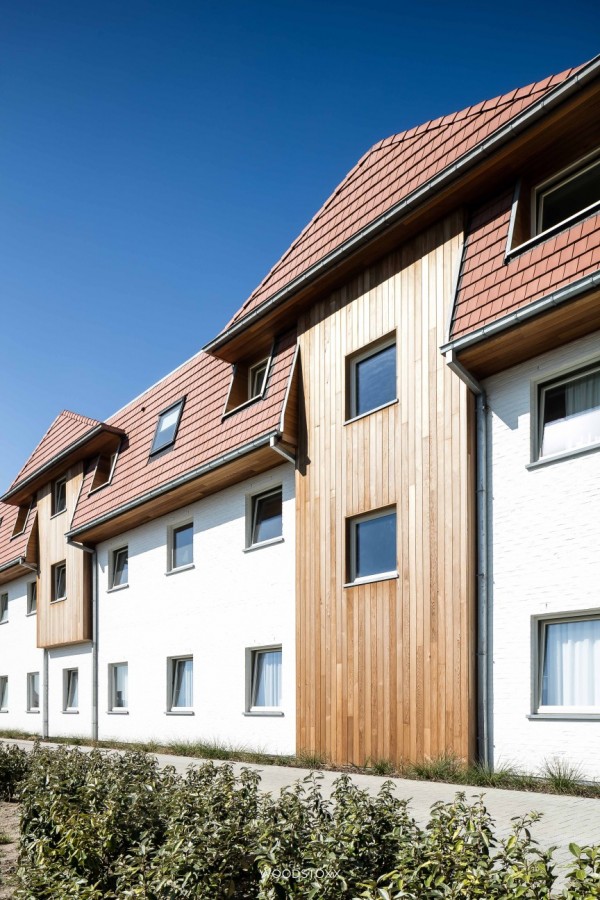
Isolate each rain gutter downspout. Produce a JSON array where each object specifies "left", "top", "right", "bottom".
[
  {"left": 444, "top": 350, "right": 493, "bottom": 768},
  {"left": 67, "top": 539, "right": 98, "bottom": 742},
  {"left": 17, "top": 558, "right": 47, "bottom": 739}
]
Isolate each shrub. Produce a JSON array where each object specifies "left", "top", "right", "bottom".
[{"left": 0, "top": 741, "right": 29, "bottom": 801}]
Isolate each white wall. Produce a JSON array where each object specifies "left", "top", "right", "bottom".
[
  {"left": 0, "top": 575, "right": 44, "bottom": 734},
  {"left": 486, "top": 331, "right": 600, "bottom": 779},
  {"left": 97, "top": 463, "right": 296, "bottom": 755},
  {"left": 47, "top": 644, "right": 93, "bottom": 738}
]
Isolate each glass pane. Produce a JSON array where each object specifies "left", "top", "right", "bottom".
[
  {"left": 113, "top": 664, "right": 128, "bottom": 708},
  {"left": 55, "top": 566, "right": 66, "bottom": 599},
  {"left": 355, "top": 512, "right": 396, "bottom": 579},
  {"left": 29, "top": 673, "right": 39, "bottom": 709},
  {"left": 113, "top": 549, "right": 128, "bottom": 586},
  {"left": 67, "top": 671, "right": 78, "bottom": 708},
  {"left": 541, "top": 370, "right": 600, "bottom": 456},
  {"left": 252, "top": 491, "right": 282, "bottom": 544},
  {"left": 152, "top": 403, "right": 183, "bottom": 453},
  {"left": 54, "top": 479, "right": 66, "bottom": 513},
  {"left": 28, "top": 583, "right": 37, "bottom": 613},
  {"left": 0, "top": 595, "right": 7, "bottom": 623},
  {"left": 542, "top": 619, "right": 600, "bottom": 707},
  {"left": 172, "top": 659, "right": 193, "bottom": 707},
  {"left": 540, "top": 161, "right": 600, "bottom": 232},
  {"left": 355, "top": 343, "right": 396, "bottom": 417},
  {"left": 253, "top": 650, "right": 282, "bottom": 707},
  {"left": 0, "top": 678, "right": 7, "bottom": 709},
  {"left": 250, "top": 361, "right": 267, "bottom": 398},
  {"left": 173, "top": 524, "right": 193, "bottom": 568}
]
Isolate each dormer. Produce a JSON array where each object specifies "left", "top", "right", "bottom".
[{"left": 223, "top": 344, "right": 274, "bottom": 417}]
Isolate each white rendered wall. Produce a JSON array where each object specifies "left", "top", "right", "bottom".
[
  {"left": 97, "top": 463, "right": 296, "bottom": 755},
  {"left": 0, "top": 576, "right": 44, "bottom": 734},
  {"left": 47, "top": 644, "right": 93, "bottom": 738},
  {"left": 486, "top": 331, "right": 600, "bottom": 779}
]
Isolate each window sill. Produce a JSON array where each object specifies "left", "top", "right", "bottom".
[
  {"left": 527, "top": 713, "right": 600, "bottom": 721},
  {"left": 165, "top": 564, "right": 195, "bottom": 576},
  {"left": 107, "top": 709, "right": 129, "bottom": 715},
  {"left": 165, "top": 709, "right": 195, "bottom": 716},
  {"left": 244, "top": 536, "right": 284, "bottom": 553},
  {"left": 344, "top": 398, "right": 398, "bottom": 426},
  {"left": 527, "top": 440, "right": 600, "bottom": 470},
  {"left": 26, "top": 611, "right": 37, "bottom": 617},
  {"left": 344, "top": 571, "right": 399, "bottom": 588},
  {"left": 51, "top": 597, "right": 66, "bottom": 605},
  {"left": 505, "top": 201, "right": 600, "bottom": 262},
  {"left": 50, "top": 510, "right": 67, "bottom": 520},
  {"left": 0, "top": 710, "right": 8, "bottom": 714},
  {"left": 222, "top": 393, "right": 265, "bottom": 420},
  {"left": 243, "top": 710, "right": 284, "bottom": 717},
  {"left": 62, "top": 710, "right": 79, "bottom": 715},
  {"left": 107, "top": 583, "right": 129, "bottom": 593},
  {"left": 0, "top": 620, "right": 8, "bottom": 626},
  {"left": 26, "top": 709, "right": 40, "bottom": 714}
]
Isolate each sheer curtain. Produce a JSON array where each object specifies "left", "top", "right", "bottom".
[
  {"left": 542, "top": 370, "right": 600, "bottom": 456},
  {"left": 254, "top": 651, "right": 282, "bottom": 707},
  {"left": 542, "top": 619, "right": 600, "bottom": 706},
  {"left": 114, "top": 665, "right": 128, "bottom": 708},
  {"left": 173, "top": 659, "right": 193, "bottom": 707}
]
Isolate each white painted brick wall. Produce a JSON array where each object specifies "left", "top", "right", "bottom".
[
  {"left": 0, "top": 576, "right": 44, "bottom": 733},
  {"left": 485, "top": 330, "right": 600, "bottom": 779}
]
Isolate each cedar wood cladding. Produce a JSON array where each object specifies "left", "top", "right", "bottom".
[{"left": 296, "top": 213, "right": 476, "bottom": 765}]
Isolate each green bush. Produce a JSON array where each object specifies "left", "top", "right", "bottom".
[
  {"left": 11, "top": 745, "right": 600, "bottom": 898},
  {"left": 0, "top": 741, "right": 29, "bottom": 801}
]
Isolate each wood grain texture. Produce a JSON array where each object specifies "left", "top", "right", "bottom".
[{"left": 295, "top": 212, "right": 477, "bottom": 765}]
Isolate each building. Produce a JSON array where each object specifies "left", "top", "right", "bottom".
[{"left": 1, "top": 55, "right": 599, "bottom": 776}]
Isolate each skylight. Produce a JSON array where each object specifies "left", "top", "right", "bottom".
[{"left": 150, "top": 399, "right": 185, "bottom": 455}]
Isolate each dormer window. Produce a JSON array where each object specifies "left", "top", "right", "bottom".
[
  {"left": 12, "top": 503, "right": 31, "bottom": 537},
  {"left": 223, "top": 352, "right": 273, "bottom": 416},
  {"left": 150, "top": 399, "right": 185, "bottom": 455},
  {"left": 249, "top": 359, "right": 268, "bottom": 399},
  {"left": 534, "top": 153, "right": 600, "bottom": 236},
  {"left": 90, "top": 450, "right": 118, "bottom": 492},
  {"left": 52, "top": 477, "right": 67, "bottom": 516}
]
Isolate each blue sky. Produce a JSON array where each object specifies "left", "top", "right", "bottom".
[{"left": 1, "top": 0, "right": 598, "bottom": 488}]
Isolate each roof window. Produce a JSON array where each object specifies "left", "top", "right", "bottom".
[{"left": 150, "top": 399, "right": 185, "bottom": 456}]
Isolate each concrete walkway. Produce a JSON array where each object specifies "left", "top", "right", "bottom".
[{"left": 5, "top": 739, "right": 600, "bottom": 878}]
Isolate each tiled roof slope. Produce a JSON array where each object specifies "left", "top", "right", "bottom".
[
  {"left": 71, "top": 330, "right": 296, "bottom": 532},
  {"left": 8, "top": 410, "right": 104, "bottom": 493},
  {"left": 226, "top": 66, "right": 579, "bottom": 331},
  {"left": 0, "top": 502, "right": 36, "bottom": 569},
  {"left": 452, "top": 196, "right": 600, "bottom": 339}
]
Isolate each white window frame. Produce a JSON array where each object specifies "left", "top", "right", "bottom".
[
  {"left": 27, "top": 581, "right": 37, "bottom": 615},
  {"left": 533, "top": 151, "right": 600, "bottom": 238},
  {"left": 0, "top": 593, "right": 8, "bottom": 624},
  {"left": 108, "top": 662, "right": 128, "bottom": 712},
  {"left": 248, "top": 358, "right": 269, "bottom": 399},
  {"left": 110, "top": 546, "right": 129, "bottom": 589},
  {"left": 247, "top": 487, "right": 283, "bottom": 549},
  {"left": 347, "top": 334, "right": 397, "bottom": 422},
  {"left": 0, "top": 676, "right": 7, "bottom": 712},
  {"left": 167, "top": 656, "right": 193, "bottom": 713},
  {"left": 63, "top": 668, "right": 79, "bottom": 712},
  {"left": 150, "top": 398, "right": 185, "bottom": 456},
  {"left": 167, "top": 521, "right": 194, "bottom": 572},
  {"left": 246, "top": 645, "right": 283, "bottom": 714},
  {"left": 533, "top": 611, "right": 600, "bottom": 717},
  {"left": 533, "top": 359, "right": 600, "bottom": 463},
  {"left": 52, "top": 562, "right": 67, "bottom": 603},
  {"left": 27, "top": 671, "right": 40, "bottom": 712},
  {"left": 52, "top": 476, "right": 67, "bottom": 516},
  {"left": 347, "top": 507, "right": 398, "bottom": 586}
]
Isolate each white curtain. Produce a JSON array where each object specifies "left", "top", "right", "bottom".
[
  {"left": 542, "top": 370, "right": 600, "bottom": 456},
  {"left": 542, "top": 619, "right": 600, "bottom": 706},
  {"left": 114, "top": 665, "right": 128, "bottom": 708},
  {"left": 173, "top": 659, "right": 193, "bottom": 707},
  {"left": 254, "top": 651, "right": 282, "bottom": 707}
]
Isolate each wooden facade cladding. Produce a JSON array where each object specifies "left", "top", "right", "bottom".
[
  {"left": 295, "top": 212, "right": 476, "bottom": 766},
  {"left": 37, "top": 463, "right": 91, "bottom": 648}
]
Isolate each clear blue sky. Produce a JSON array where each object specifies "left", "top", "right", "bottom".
[{"left": 1, "top": 0, "right": 597, "bottom": 488}]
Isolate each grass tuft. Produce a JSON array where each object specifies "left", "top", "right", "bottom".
[
  {"left": 295, "top": 748, "right": 328, "bottom": 769},
  {"left": 0, "top": 831, "right": 12, "bottom": 845},
  {"left": 369, "top": 757, "right": 397, "bottom": 777},
  {"left": 541, "top": 756, "right": 585, "bottom": 794},
  {"left": 408, "top": 754, "right": 464, "bottom": 782}
]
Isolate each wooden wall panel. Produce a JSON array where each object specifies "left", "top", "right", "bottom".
[
  {"left": 296, "top": 212, "right": 477, "bottom": 765},
  {"left": 37, "top": 463, "right": 92, "bottom": 648}
]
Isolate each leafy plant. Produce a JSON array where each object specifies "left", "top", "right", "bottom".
[{"left": 0, "top": 741, "right": 30, "bottom": 801}]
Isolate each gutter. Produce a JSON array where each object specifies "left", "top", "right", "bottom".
[
  {"left": 205, "top": 55, "right": 600, "bottom": 354},
  {"left": 67, "top": 431, "right": 279, "bottom": 540},
  {"left": 0, "top": 557, "right": 23, "bottom": 575},
  {"left": 441, "top": 271, "right": 600, "bottom": 355},
  {"left": 444, "top": 350, "right": 493, "bottom": 768}
]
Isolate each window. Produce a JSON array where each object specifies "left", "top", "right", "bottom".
[
  {"left": 537, "top": 616, "right": 600, "bottom": 713},
  {"left": 348, "top": 508, "right": 397, "bottom": 584},
  {"left": 249, "top": 488, "right": 283, "bottom": 547},
  {"left": 348, "top": 337, "right": 396, "bottom": 419},
  {"left": 249, "top": 648, "right": 282, "bottom": 711},
  {"left": 52, "top": 477, "right": 67, "bottom": 515},
  {"left": 12, "top": 503, "right": 31, "bottom": 537},
  {"left": 90, "top": 450, "right": 118, "bottom": 492},
  {"left": 169, "top": 523, "right": 193, "bottom": 570},
  {"left": 538, "top": 364, "right": 600, "bottom": 459},
  {"left": 63, "top": 669, "right": 78, "bottom": 711},
  {"left": 27, "top": 582, "right": 37, "bottom": 615},
  {"left": 52, "top": 562, "right": 67, "bottom": 602},
  {"left": 150, "top": 399, "right": 185, "bottom": 455},
  {"left": 27, "top": 672, "right": 40, "bottom": 712},
  {"left": 248, "top": 359, "right": 268, "bottom": 399},
  {"left": 109, "top": 663, "right": 128, "bottom": 710},
  {"left": 0, "top": 677, "right": 7, "bottom": 711},
  {"left": 168, "top": 657, "right": 193, "bottom": 710},
  {"left": 0, "top": 593, "right": 7, "bottom": 624},
  {"left": 535, "top": 154, "right": 600, "bottom": 235},
  {"left": 110, "top": 547, "right": 129, "bottom": 588}
]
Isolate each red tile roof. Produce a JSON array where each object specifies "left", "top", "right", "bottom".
[
  {"left": 0, "top": 502, "right": 37, "bottom": 571},
  {"left": 224, "top": 66, "right": 580, "bottom": 333}
]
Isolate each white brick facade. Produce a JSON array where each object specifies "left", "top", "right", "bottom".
[
  {"left": 0, "top": 576, "right": 44, "bottom": 732},
  {"left": 485, "top": 330, "right": 600, "bottom": 779}
]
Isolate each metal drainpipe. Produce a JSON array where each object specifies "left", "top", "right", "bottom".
[
  {"left": 445, "top": 352, "right": 492, "bottom": 768},
  {"left": 91, "top": 550, "right": 98, "bottom": 742},
  {"left": 43, "top": 649, "right": 49, "bottom": 739}
]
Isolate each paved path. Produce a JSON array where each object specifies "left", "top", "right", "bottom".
[{"left": 6, "top": 739, "right": 600, "bottom": 880}]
